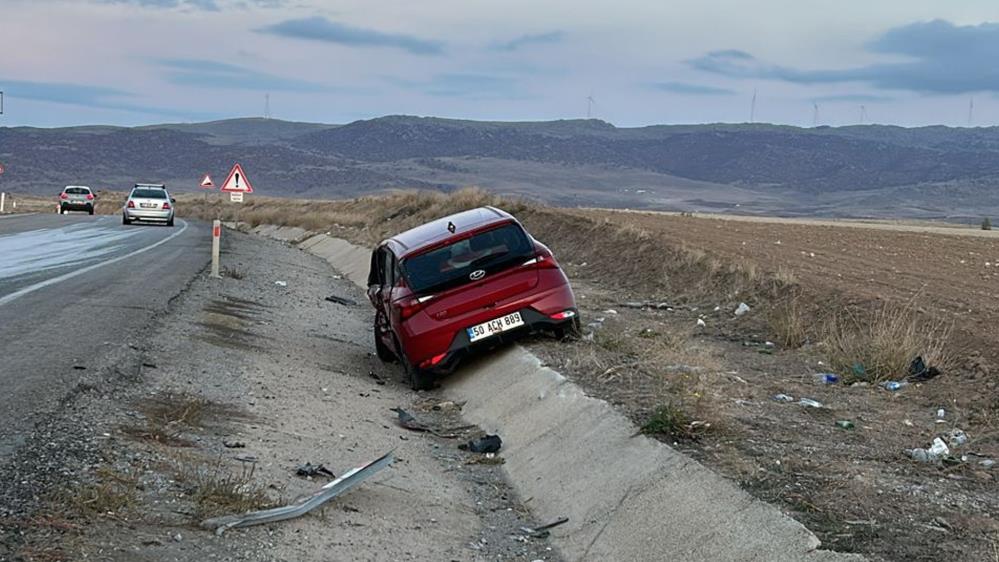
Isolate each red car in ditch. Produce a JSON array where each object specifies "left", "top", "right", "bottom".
[{"left": 367, "top": 206, "right": 579, "bottom": 389}]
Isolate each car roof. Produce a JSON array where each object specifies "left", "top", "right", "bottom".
[
  {"left": 385, "top": 206, "right": 516, "bottom": 257},
  {"left": 133, "top": 183, "right": 166, "bottom": 189},
  {"left": 64, "top": 185, "right": 91, "bottom": 190}
]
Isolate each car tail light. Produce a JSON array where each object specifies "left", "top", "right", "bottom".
[
  {"left": 419, "top": 353, "right": 448, "bottom": 369},
  {"left": 550, "top": 310, "right": 576, "bottom": 320},
  {"left": 162, "top": 201, "right": 171, "bottom": 210},
  {"left": 85, "top": 194, "right": 94, "bottom": 200},
  {"left": 523, "top": 249, "right": 560, "bottom": 269},
  {"left": 127, "top": 200, "right": 135, "bottom": 208},
  {"left": 59, "top": 193, "right": 69, "bottom": 200},
  {"left": 399, "top": 298, "right": 425, "bottom": 320}
]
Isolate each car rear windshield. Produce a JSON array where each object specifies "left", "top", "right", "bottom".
[
  {"left": 402, "top": 223, "right": 534, "bottom": 294},
  {"left": 65, "top": 187, "right": 90, "bottom": 194},
  {"left": 132, "top": 189, "right": 167, "bottom": 199}
]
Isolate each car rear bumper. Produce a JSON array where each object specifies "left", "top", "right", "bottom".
[
  {"left": 125, "top": 209, "right": 173, "bottom": 221},
  {"left": 62, "top": 202, "right": 93, "bottom": 210},
  {"left": 400, "top": 281, "right": 578, "bottom": 372}
]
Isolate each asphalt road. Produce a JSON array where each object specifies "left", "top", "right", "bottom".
[{"left": 0, "top": 213, "right": 209, "bottom": 459}]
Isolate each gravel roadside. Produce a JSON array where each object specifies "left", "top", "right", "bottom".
[{"left": 2, "top": 228, "right": 557, "bottom": 561}]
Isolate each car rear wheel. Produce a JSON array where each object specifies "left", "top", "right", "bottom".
[
  {"left": 88, "top": 208, "right": 94, "bottom": 215},
  {"left": 122, "top": 214, "right": 131, "bottom": 225},
  {"left": 374, "top": 325, "right": 395, "bottom": 362},
  {"left": 555, "top": 317, "right": 582, "bottom": 340},
  {"left": 392, "top": 334, "right": 434, "bottom": 390},
  {"left": 166, "top": 216, "right": 175, "bottom": 227}
]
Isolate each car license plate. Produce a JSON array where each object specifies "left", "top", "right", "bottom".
[
  {"left": 467, "top": 312, "right": 524, "bottom": 342},
  {"left": 140, "top": 203, "right": 155, "bottom": 208}
]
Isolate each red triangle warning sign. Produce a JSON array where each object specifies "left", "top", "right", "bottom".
[
  {"left": 200, "top": 174, "right": 214, "bottom": 189},
  {"left": 220, "top": 163, "right": 253, "bottom": 193}
]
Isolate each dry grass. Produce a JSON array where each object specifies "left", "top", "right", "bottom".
[
  {"left": 174, "top": 455, "right": 272, "bottom": 519},
  {"left": 768, "top": 296, "right": 809, "bottom": 349},
  {"left": 121, "top": 392, "right": 243, "bottom": 447},
  {"left": 62, "top": 466, "right": 140, "bottom": 517},
  {"left": 822, "top": 300, "right": 951, "bottom": 382}
]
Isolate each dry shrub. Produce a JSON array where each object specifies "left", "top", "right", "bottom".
[
  {"left": 768, "top": 296, "right": 809, "bottom": 349},
  {"left": 63, "top": 466, "right": 139, "bottom": 516},
  {"left": 175, "top": 456, "right": 271, "bottom": 519},
  {"left": 822, "top": 301, "right": 951, "bottom": 382}
]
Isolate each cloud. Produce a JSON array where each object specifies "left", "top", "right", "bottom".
[
  {"left": 812, "top": 94, "right": 893, "bottom": 103},
  {"left": 388, "top": 73, "right": 525, "bottom": 99},
  {"left": 647, "top": 81, "right": 735, "bottom": 95},
  {"left": 158, "top": 59, "right": 323, "bottom": 92},
  {"left": 0, "top": 79, "right": 208, "bottom": 118},
  {"left": 688, "top": 20, "right": 999, "bottom": 94},
  {"left": 257, "top": 16, "right": 444, "bottom": 55},
  {"left": 95, "top": 0, "right": 283, "bottom": 9},
  {"left": 490, "top": 31, "right": 565, "bottom": 52}
]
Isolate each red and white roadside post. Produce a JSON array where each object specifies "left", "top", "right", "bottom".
[{"left": 211, "top": 220, "right": 222, "bottom": 278}]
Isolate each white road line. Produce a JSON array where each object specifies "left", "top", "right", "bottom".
[
  {"left": 0, "top": 220, "right": 190, "bottom": 307},
  {"left": 0, "top": 213, "right": 37, "bottom": 220}
]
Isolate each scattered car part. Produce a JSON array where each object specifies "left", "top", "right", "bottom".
[
  {"left": 295, "top": 462, "right": 336, "bottom": 479},
  {"left": 201, "top": 450, "right": 393, "bottom": 536},
  {"left": 460, "top": 434, "right": 502, "bottom": 453}
]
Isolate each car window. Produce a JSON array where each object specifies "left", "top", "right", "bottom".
[
  {"left": 65, "top": 187, "right": 90, "bottom": 195},
  {"left": 131, "top": 189, "right": 167, "bottom": 199},
  {"left": 382, "top": 249, "right": 395, "bottom": 287},
  {"left": 402, "top": 223, "right": 533, "bottom": 294}
]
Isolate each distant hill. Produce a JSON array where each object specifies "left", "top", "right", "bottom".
[{"left": 3, "top": 115, "right": 999, "bottom": 219}]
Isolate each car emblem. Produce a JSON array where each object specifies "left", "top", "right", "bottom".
[{"left": 469, "top": 269, "right": 486, "bottom": 281}]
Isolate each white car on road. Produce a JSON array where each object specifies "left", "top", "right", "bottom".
[{"left": 123, "top": 184, "right": 175, "bottom": 226}]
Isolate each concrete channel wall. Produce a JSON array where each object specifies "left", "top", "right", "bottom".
[{"left": 247, "top": 225, "right": 862, "bottom": 562}]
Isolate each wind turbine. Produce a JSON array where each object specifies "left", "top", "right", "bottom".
[
  {"left": 812, "top": 103, "right": 819, "bottom": 127},
  {"left": 859, "top": 105, "right": 867, "bottom": 124},
  {"left": 968, "top": 97, "right": 975, "bottom": 126},
  {"left": 750, "top": 88, "right": 757, "bottom": 123},
  {"left": 586, "top": 94, "right": 595, "bottom": 119}
]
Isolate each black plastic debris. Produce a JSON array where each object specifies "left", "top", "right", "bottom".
[
  {"left": 520, "top": 516, "right": 569, "bottom": 538},
  {"left": 907, "top": 356, "right": 941, "bottom": 382},
  {"left": 369, "top": 371, "right": 387, "bottom": 385},
  {"left": 390, "top": 407, "right": 431, "bottom": 432},
  {"left": 223, "top": 439, "right": 246, "bottom": 449},
  {"left": 296, "top": 462, "right": 336, "bottom": 479},
  {"left": 460, "top": 434, "right": 502, "bottom": 453},
  {"left": 324, "top": 295, "right": 357, "bottom": 306}
]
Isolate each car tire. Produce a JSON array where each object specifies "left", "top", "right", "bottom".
[
  {"left": 166, "top": 216, "right": 175, "bottom": 227},
  {"left": 88, "top": 208, "right": 94, "bottom": 216},
  {"left": 122, "top": 215, "right": 131, "bottom": 225},
  {"left": 404, "top": 359, "right": 435, "bottom": 391},
  {"left": 392, "top": 334, "right": 434, "bottom": 390},
  {"left": 374, "top": 324, "right": 396, "bottom": 363},
  {"left": 555, "top": 317, "right": 582, "bottom": 340}
]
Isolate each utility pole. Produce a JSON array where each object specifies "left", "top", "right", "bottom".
[{"left": 264, "top": 93, "right": 271, "bottom": 119}]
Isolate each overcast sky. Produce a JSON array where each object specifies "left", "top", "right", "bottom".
[{"left": 4, "top": 0, "right": 999, "bottom": 127}]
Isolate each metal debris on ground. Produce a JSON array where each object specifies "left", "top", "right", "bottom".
[
  {"left": 324, "top": 294, "right": 357, "bottom": 306},
  {"left": 798, "top": 398, "right": 823, "bottom": 408},
  {"left": 947, "top": 429, "right": 968, "bottom": 447},
  {"left": 881, "top": 381, "right": 906, "bottom": 391},
  {"left": 734, "top": 302, "right": 750, "bottom": 316},
  {"left": 201, "top": 451, "right": 394, "bottom": 536},
  {"left": 907, "top": 437, "right": 950, "bottom": 463},
  {"left": 772, "top": 394, "right": 795, "bottom": 402},
  {"left": 274, "top": 280, "right": 287, "bottom": 287},
  {"left": 836, "top": 420, "right": 855, "bottom": 430},
  {"left": 296, "top": 462, "right": 336, "bottom": 479},
  {"left": 460, "top": 434, "right": 502, "bottom": 453},
  {"left": 390, "top": 407, "right": 431, "bottom": 432},
  {"left": 519, "top": 517, "right": 569, "bottom": 538}
]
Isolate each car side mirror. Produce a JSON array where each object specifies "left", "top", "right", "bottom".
[{"left": 170, "top": 197, "right": 176, "bottom": 203}]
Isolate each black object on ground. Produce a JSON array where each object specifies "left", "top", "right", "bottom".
[
  {"left": 325, "top": 295, "right": 357, "bottom": 306},
  {"left": 369, "top": 371, "right": 387, "bottom": 385},
  {"left": 907, "top": 356, "right": 941, "bottom": 382},
  {"left": 296, "top": 462, "right": 336, "bottom": 478},
  {"left": 390, "top": 407, "right": 431, "bottom": 432},
  {"left": 520, "top": 516, "right": 569, "bottom": 538},
  {"left": 460, "top": 434, "right": 502, "bottom": 453}
]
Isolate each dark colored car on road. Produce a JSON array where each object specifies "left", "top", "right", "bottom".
[{"left": 367, "top": 206, "right": 579, "bottom": 389}]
